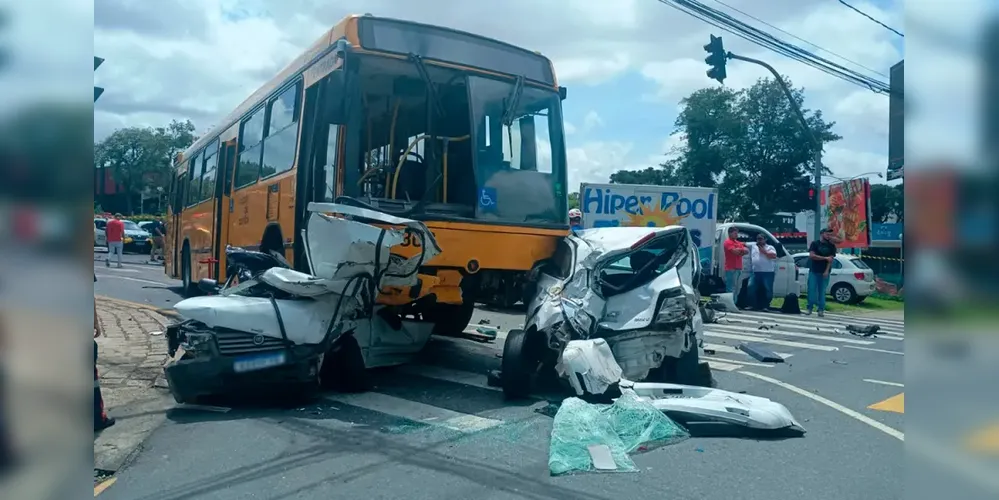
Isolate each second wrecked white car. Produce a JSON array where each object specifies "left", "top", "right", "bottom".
[{"left": 500, "top": 226, "right": 712, "bottom": 398}]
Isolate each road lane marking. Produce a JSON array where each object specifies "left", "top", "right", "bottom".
[
  {"left": 739, "top": 371, "right": 904, "bottom": 441},
  {"left": 94, "top": 477, "right": 116, "bottom": 496},
  {"left": 704, "top": 343, "right": 794, "bottom": 359},
  {"left": 728, "top": 312, "right": 905, "bottom": 336},
  {"left": 398, "top": 364, "right": 498, "bottom": 392},
  {"left": 863, "top": 379, "right": 904, "bottom": 388},
  {"left": 710, "top": 323, "right": 876, "bottom": 345},
  {"left": 843, "top": 345, "right": 904, "bottom": 355},
  {"left": 704, "top": 331, "right": 839, "bottom": 351},
  {"left": 965, "top": 422, "right": 999, "bottom": 455},
  {"left": 868, "top": 393, "right": 904, "bottom": 414},
  {"left": 324, "top": 392, "right": 504, "bottom": 434},
  {"left": 701, "top": 356, "right": 774, "bottom": 368},
  {"left": 705, "top": 360, "right": 743, "bottom": 371},
  {"left": 95, "top": 274, "right": 168, "bottom": 286}
]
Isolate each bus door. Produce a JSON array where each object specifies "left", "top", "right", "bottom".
[
  {"left": 167, "top": 171, "right": 185, "bottom": 277},
  {"left": 214, "top": 137, "right": 238, "bottom": 280}
]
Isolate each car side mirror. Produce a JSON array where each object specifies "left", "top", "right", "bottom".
[{"left": 197, "top": 278, "right": 220, "bottom": 294}]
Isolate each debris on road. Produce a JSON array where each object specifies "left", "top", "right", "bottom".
[
  {"left": 845, "top": 324, "right": 880, "bottom": 337},
  {"left": 738, "top": 342, "right": 785, "bottom": 363},
  {"left": 173, "top": 403, "right": 232, "bottom": 413},
  {"left": 548, "top": 391, "right": 688, "bottom": 475}
]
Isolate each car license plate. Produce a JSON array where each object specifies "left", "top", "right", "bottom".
[{"left": 232, "top": 351, "right": 286, "bottom": 373}]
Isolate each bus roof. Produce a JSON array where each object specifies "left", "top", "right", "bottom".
[{"left": 176, "top": 14, "right": 557, "bottom": 168}]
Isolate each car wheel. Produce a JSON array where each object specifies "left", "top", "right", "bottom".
[
  {"left": 181, "top": 245, "right": 195, "bottom": 297},
  {"left": 831, "top": 283, "right": 857, "bottom": 304},
  {"left": 501, "top": 329, "right": 538, "bottom": 399}
]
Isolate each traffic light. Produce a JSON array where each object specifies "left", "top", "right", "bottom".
[
  {"left": 94, "top": 56, "right": 104, "bottom": 102},
  {"left": 808, "top": 188, "right": 815, "bottom": 200},
  {"left": 703, "top": 35, "right": 727, "bottom": 84}
]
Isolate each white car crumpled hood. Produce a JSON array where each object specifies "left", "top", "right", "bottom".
[
  {"left": 528, "top": 226, "right": 702, "bottom": 382},
  {"left": 173, "top": 203, "right": 442, "bottom": 345}
]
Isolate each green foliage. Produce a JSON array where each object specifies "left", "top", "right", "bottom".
[
  {"left": 95, "top": 119, "right": 196, "bottom": 213},
  {"left": 610, "top": 77, "right": 841, "bottom": 220},
  {"left": 869, "top": 183, "right": 904, "bottom": 223},
  {"left": 568, "top": 192, "right": 580, "bottom": 210}
]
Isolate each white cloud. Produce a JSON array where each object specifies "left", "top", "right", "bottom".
[
  {"left": 91, "top": 0, "right": 975, "bottom": 190},
  {"left": 582, "top": 110, "right": 604, "bottom": 132}
]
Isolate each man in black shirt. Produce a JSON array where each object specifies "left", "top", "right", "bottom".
[{"left": 806, "top": 228, "right": 837, "bottom": 317}]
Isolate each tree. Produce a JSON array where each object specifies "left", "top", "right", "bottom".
[
  {"left": 94, "top": 120, "right": 196, "bottom": 214},
  {"left": 610, "top": 77, "right": 840, "bottom": 221},
  {"left": 568, "top": 191, "right": 580, "bottom": 210},
  {"left": 870, "top": 183, "right": 904, "bottom": 222}
]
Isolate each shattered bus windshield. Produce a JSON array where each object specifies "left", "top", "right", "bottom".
[
  {"left": 469, "top": 76, "right": 566, "bottom": 226},
  {"left": 340, "top": 56, "right": 567, "bottom": 228}
]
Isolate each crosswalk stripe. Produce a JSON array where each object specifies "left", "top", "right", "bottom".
[
  {"left": 843, "top": 345, "right": 904, "bottom": 355},
  {"left": 709, "top": 323, "right": 876, "bottom": 345},
  {"left": 702, "top": 356, "right": 774, "bottom": 368},
  {"left": 703, "top": 342, "right": 794, "bottom": 359},
  {"left": 325, "top": 392, "right": 505, "bottom": 433},
  {"left": 704, "top": 331, "right": 839, "bottom": 351},
  {"left": 863, "top": 378, "right": 904, "bottom": 387},
  {"left": 719, "top": 317, "right": 904, "bottom": 341},
  {"left": 818, "top": 312, "right": 905, "bottom": 327},
  {"left": 734, "top": 311, "right": 905, "bottom": 336},
  {"left": 738, "top": 309, "right": 905, "bottom": 329},
  {"left": 398, "top": 364, "right": 498, "bottom": 392},
  {"left": 706, "top": 360, "right": 743, "bottom": 371}
]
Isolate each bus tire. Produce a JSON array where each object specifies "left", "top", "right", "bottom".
[
  {"left": 181, "top": 244, "right": 195, "bottom": 297},
  {"left": 429, "top": 300, "right": 475, "bottom": 337}
]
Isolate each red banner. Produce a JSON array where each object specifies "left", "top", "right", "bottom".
[{"left": 821, "top": 178, "right": 872, "bottom": 248}]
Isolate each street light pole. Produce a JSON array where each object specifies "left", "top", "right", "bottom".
[{"left": 725, "top": 52, "right": 824, "bottom": 241}]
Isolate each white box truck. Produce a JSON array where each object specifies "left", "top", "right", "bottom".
[{"left": 578, "top": 183, "right": 718, "bottom": 270}]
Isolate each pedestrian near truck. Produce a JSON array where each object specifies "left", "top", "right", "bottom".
[
  {"left": 749, "top": 234, "right": 778, "bottom": 310},
  {"left": 806, "top": 228, "right": 838, "bottom": 317},
  {"left": 722, "top": 226, "right": 749, "bottom": 298},
  {"left": 105, "top": 213, "right": 124, "bottom": 268}
]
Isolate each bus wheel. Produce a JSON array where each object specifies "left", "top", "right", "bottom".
[
  {"left": 429, "top": 300, "right": 475, "bottom": 337},
  {"left": 181, "top": 245, "right": 195, "bottom": 297}
]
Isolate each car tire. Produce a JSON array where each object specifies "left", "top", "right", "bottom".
[
  {"left": 501, "top": 329, "right": 537, "bottom": 400},
  {"left": 831, "top": 283, "right": 857, "bottom": 304}
]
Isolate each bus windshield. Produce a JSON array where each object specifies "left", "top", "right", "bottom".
[{"left": 468, "top": 76, "right": 566, "bottom": 226}]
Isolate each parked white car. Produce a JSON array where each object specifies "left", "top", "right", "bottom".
[
  {"left": 792, "top": 253, "right": 875, "bottom": 304},
  {"left": 94, "top": 218, "right": 107, "bottom": 247}
]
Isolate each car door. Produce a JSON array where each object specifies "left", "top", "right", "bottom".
[
  {"left": 94, "top": 219, "right": 107, "bottom": 246},
  {"left": 827, "top": 258, "right": 845, "bottom": 293}
]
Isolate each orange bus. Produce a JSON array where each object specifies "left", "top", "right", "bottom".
[{"left": 165, "top": 14, "right": 569, "bottom": 335}]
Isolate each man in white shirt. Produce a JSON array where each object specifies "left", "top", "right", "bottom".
[{"left": 749, "top": 234, "right": 778, "bottom": 310}]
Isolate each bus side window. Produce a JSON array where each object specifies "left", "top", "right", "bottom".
[
  {"left": 186, "top": 151, "right": 203, "bottom": 206},
  {"left": 235, "top": 106, "right": 267, "bottom": 189}
]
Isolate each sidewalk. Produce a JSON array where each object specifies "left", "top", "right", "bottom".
[{"left": 93, "top": 297, "right": 175, "bottom": 473}]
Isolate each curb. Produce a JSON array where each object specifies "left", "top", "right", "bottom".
[{"left": 96, "top": 295, "right": 181, "bottom": 319}]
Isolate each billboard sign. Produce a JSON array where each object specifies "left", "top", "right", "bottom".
[{"left": 820, "top": 178, "right": 872, "bottom": 248}]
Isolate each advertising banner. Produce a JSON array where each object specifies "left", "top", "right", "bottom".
[{"left": 820, "top": 178, "right": 872, "bottom": 249}]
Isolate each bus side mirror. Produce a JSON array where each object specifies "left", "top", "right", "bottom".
[{"left": 559, "top": 86, "right": 567, "bottom": 101}]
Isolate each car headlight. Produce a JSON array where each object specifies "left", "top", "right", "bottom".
[
  {"left": 655, "top": 288, "right": 694, "bottom": 325},
  {"left": 182, "top": 332, "right": 215, "bottom": 353}
]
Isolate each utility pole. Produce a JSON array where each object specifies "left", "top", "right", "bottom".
[
  {"left": 94, "top": 57, "right": 105, "bottom": 102},
  {"left": 702, "top": 35, "right": 824, "bottom": 240}
]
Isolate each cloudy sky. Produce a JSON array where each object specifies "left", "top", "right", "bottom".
[{"left": 89, "top": 0, "right": 980, "bottom": 189}]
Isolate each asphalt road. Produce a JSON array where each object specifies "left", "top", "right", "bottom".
[{"left": 94, "top": 257, "right": 906, "bottom": 500}]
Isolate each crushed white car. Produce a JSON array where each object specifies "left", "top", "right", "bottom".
[
  {"left": 163, "top": 202, "right": 443, "bottom": 403},
  {"left": 500, "top": 226, "right": 712, "bottom": 398}
]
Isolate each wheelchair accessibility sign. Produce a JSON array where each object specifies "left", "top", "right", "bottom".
[{"left": 478, "top": 187, "right": 498, "bottom": 212}]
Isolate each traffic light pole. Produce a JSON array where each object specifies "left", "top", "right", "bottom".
[{"left": 726, "top": 52, "right": 824, "bottom": 240}]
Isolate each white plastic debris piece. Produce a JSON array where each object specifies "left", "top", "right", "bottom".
[
  {"left": 712, "top": 292, "right": 739, "bottom": 312},
  {"left": 627, "top": 383, "right": 805, "bottom": 433},
  {"left": 557, "top": 339, "right": 624, "bottom": 396}
]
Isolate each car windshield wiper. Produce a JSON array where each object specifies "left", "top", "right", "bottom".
[
  {"left": 408, "top": 53, "right": 445, "bottom": 118},
  {"left": 501, "top": 75, "right": 525, "bottom": 126}
]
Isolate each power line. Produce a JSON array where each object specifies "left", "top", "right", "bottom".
[
  {"left": 836, "top": 0, "right": 904, "bottom": 38},
  {"left": 655, "top": 0, "right": 891, "bottom": 94},
  {"left": 710, "top": 0, "right": 887, "bottom": 79}
]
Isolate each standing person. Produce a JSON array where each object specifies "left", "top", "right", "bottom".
[
  {"left": 147, "top": 217, "right": 165, "bottom": 263},
  {"left": 750, "top": 234, "right": 778, "bottom": 310},
  {"left": 94, "top": 274, "right": 115, "bottom": 431},
  {"left": 722, "top": 226, "right": 749, "bottom": 299},
  {"left": 105, "top": 213, "right": 124, "bottom": 268},
  {"left": 806, "top": 228, "right": 837, "bottom": 316},
  {"left": 568, "top": 209, "right": 583, "bottom": 232}
]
